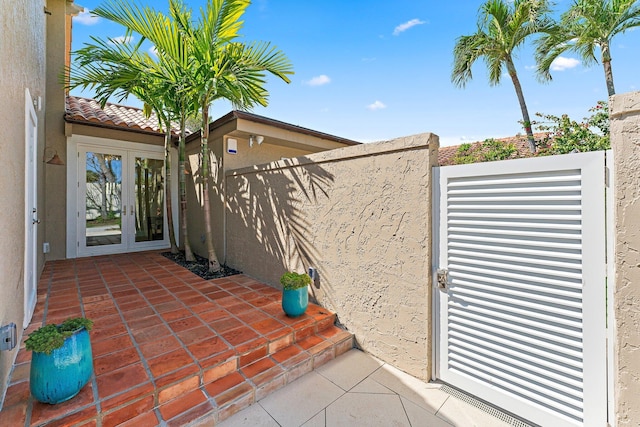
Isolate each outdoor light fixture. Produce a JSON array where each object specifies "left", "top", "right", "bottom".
[
  {"left": 43, "top": 147, "right": 64, "bottom": 165},
  {"left": 249, "top": 135, "right": 264, "bottom": 147}
]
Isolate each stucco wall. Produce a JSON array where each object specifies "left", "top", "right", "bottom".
[
  {"left": 186, "top": 134, "right": 329, "bottom": 261},
  {"left": 0, "top": 0, "right": 47, "bottom": 407},
  {"left": 610, "top": 91, "right": 640, "bottom": 426},
  {"left": 225, "top": 133, "right": 439, "bottom": 379},
  {"left": 44, "top": 0, "right": 73, "bottom": 260}
]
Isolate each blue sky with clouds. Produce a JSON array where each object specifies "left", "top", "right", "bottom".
[{"left": 71, "top": 0, "right": 640, "bottom": 146}]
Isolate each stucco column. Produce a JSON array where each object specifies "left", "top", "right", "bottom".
[{"left": 610, "top": 91, "right": 640, "bottom": 426}]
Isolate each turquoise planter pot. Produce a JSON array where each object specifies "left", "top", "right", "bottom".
[
  {"left": 282, "top": 286, "right": 309, "bottom": 317},
  {"left": 30, "top": 328, "right": 93, "bottom": 404}
]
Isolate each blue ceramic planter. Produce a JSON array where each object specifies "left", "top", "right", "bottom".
[
  {"left": 30, "top": 328, "right": 93, "bottom": 404},
  {"left": 282, "top": 286, "right": 309, "bottom": 317}
]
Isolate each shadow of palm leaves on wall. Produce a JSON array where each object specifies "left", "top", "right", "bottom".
[{"left": 225, "top": 157, "right": 335, "bottom": 304}]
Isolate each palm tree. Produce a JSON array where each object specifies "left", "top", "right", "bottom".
[
  {"left": 452, "top": 0, "right": 552, "bottom": 153},
  {"left": 88, "top": 0, "right": 204, "bottom": 261},
  {"left": 536, "top": 0, "right": 640, "bottom": 97},
  {"left": 67, "top": 36, "right": 183, "bottom": 254},
  {"left": 94, "top": 0, "right": 293, "bottom": 273},
  {"left": 186, "top": 0, "right": 293, "bottom": 272}
]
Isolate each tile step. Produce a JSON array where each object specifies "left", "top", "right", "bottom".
[{"left": 165, "top": 327, "right": 355, "bottom": 426}]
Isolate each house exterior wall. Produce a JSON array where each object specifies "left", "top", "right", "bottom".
[
  {"left": 610, "top": 91, "right": 640, "bottom": 426},
  {"left": 225, "top": 134, "right": 439, "bottom": 380},
  {"left": 0, "top": 0, "right": 47, "bottom": 407},
  {"left": 186, "top": 129, "right": 337, "bottom": 262}
]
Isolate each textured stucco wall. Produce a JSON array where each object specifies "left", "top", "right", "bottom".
[
  {"left": 186, "top": 134, "right": 335, "bottom": 261},
  {"left": 44, "top": 0, "right": 72, "bottom": 260},
  {"left": 0, "top": 0, "right": 47, "bottom": 407},
  {"left": 610, "top": 91, "right": 640, "bottom": 426},
  {"left": 225, "top": 133, "right": 438, "bottom": 379}
]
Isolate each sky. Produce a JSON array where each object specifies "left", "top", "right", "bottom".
[{"left": 70, "top": 0, "right": 640, "bottom": 146}]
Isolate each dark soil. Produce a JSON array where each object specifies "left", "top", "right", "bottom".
[{"left": 162, "top": 251, "right": 241, "bottom": 280}]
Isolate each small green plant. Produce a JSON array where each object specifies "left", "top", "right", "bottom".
[
  {"left": 280, "top": 272, "right": 311, "bottom": 291},
  {"left": 533, "top": 101, "right": 610, "bottom": 155},
  {"left": 25, "top": 318, "right": 93, "bottom": 355},
  {"left": 451, "top": 139, "right": 517, "bottom": 165}
]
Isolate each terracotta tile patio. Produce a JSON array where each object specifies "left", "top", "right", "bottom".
[{"left": 0, "top": 251, "right": 353, "bottom": 426}]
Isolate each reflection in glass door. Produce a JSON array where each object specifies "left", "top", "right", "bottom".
[
  {"left": 134, "top": 157, "right": 165, "bottom": 243},
  {"left": 85, "top": 152, "right": 123, "bottom": 247},
  {"left": 78, "top": 145, "right": 167, "bottom": 257}
]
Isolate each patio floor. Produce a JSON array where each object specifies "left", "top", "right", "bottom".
[{"left": 0, "top": 251, "right": 353, "bottom": 426}]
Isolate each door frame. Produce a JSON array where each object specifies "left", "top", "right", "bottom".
[
  {"left": 24, "top": 88, "right": 38, "bottom": 329},
  {"left": 67, "top": 135, "right": 171, "bottom": 258}
]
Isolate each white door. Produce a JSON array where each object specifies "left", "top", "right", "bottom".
[
  {"left": 77, "top": 144, "right": 167, "bottom": 257},
  {"left": 434, "top": 151, "right": 608, "bottom": 426},
  {"left": 24, "top": 89, "right": 38, "bottom": 329}
]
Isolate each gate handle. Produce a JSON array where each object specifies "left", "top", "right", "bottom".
[{"left": 437, "top": 269, "right": 449, "bottom": 289}]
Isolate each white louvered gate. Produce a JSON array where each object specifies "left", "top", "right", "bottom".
[{"left": 434, "top": 151, "right": 608, "bottom": 426}]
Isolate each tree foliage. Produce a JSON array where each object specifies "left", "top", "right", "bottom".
[
  {"left": 535, "top": 0, "right": 640, "bottom": 96},
  {"left": 452, "top": 0, "right": 553, "bottom": 153},
  {"left": 534, "top": 101, "right": 610, "bottom": 155},
  {"left": 451, "top": 139, "right": 518, "bottom": 165}
]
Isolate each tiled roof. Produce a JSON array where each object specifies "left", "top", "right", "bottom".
[
  {"left": 437, "top": 133, "right": 547, "bottom": 166},
  {"left": 65, "top": 96, "right": 173, "bottom": 135}
]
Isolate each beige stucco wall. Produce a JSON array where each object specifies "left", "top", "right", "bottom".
[
  {"left": 186, "top": 131, "right": 335, "bottom": 261},
  {"left": 610, "top": 91, "right": 640, "bottom": 426},
  {"left": 0, "top": 0, "right": 47, "bottom": 407},
  {"left": 225, "top": 133, "right": 439, "bottom": 380}
]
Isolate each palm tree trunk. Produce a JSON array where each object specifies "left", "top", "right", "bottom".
[
  {"left": 507, "top": 58, "right": 536, "bottom": 153},
  {"left": 601, "top": 43, "right": 616, "bottom": 97},
  {"left": 179, "top": 116, "right": 195, "bottom": 261},
  {"left": 200, "top": 103, "right": 221, "bottom": 273},
  {"left": 164, "top": 127, "right": 179, "bottom": 253}
]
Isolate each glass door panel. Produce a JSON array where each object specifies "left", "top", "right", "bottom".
[
  {"left": 85, "top": 152, "right": 123, "bottom": 247},
  {"left": 134, "top": 157, "right": 165, "bottom": 243}
]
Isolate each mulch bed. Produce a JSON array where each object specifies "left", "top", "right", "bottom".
[{"left": 162, "top": 251, "right": 241, "bottom": 280}]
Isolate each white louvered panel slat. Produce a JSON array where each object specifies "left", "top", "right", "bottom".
[
  {"left": 448, "top": 297, "right": 583, "bottom": 339},
  {"left": 448, "top": 312, "right": 583, "bottom": 360},
  {"left": 447, "top": 330, "right": 583, "bottom": 379},
  {"left": 449, "top": 241, "right": 582, "bottom": 261},
  {"left": 449, "top": 263, "right": 583, "bottom": 291},
  {"left": 449, "top": 288, "right": 583, "bottom": 330},
  {"left": 448, "top": 225, "right": 581, "bottom": 240},
  {"left": 447, "top": 184, "right": 582, "bottom": 195},
  {"left": 436, "top": 152, "right": 608, "bottom": 426},
  {"left": 449, "top": 307, "right": 583, "bottom": 349},
  {"left": 446, "top": 317, "right": 584, "bottom": 370},
  {"left": 447, "top": 358, "right": 584, "bottom": 420},
  {"left": 448, "top": 233, "right": 582, "bottom": 250},
  {"left": 449, "top": 248, "right": 582, "bottom": 272},
  {"left": 449, "top": 256, "right": 583, "bottom": 282},
  {"left": 448, "top": 342, "right": 584, "bottom": 401},
  {"left": 448, "top": 194, "right": 582, "bottom": 202},
  {"left": 446, "top": 173, "right": 582, "bottom": 188},
  {"left": 449, "top": 218, "right": 582, "bottom": 230}
]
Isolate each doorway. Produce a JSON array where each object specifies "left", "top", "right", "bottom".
[
  {"left": 73, "top": 140, "right": 168, "bottom": 257},
  {"left": 24, "top": 89, "right": 38, "bottom": 329}
]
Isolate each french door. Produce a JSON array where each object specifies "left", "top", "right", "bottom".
[{"left": 77, "top": 144, "right": 168, "bottom": 257}]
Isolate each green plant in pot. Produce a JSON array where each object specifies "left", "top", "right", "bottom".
[
  {"left": 25, "top": 317, "right": 94, "bottom": 404},
  {"left": 280, "top": 272, "right": 311, "bottom": 317}
]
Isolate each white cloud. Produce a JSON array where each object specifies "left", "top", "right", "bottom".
[
  {"left": 73, "top": 8, "right": 100, "bottom": 26},
  {"left": 149, "top": 45, "right": 158, "bottom": 56},
  {"left": 305, "top": 75, "right": 331, "bottom": 86},
  {"left": 550, "top": 56, "right": 580, "bottom": 71},
  {"left": 367, "top": 100, "right": 386, "bottom": 111},
  {"left": 110, "top": 35, "right": 135, "bottom": 44},
  {"left": 393, "top": 19, "right": 426, "bottom": 36}
]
